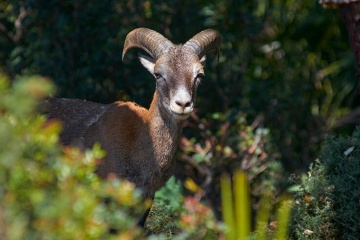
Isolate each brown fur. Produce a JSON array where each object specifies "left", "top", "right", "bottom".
[
  {"left": 47, "top": 93, "right": 180, "bottom": 199},
  {"left": 47, "top": 28, "right": 220, "bottom": 226}
]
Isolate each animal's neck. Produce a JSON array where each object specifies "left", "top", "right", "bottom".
[{"left": 148, "top": 93, "right": 183, "bottom": 166}]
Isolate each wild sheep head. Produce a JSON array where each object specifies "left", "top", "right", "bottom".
[{"left": 122, "top": 28, "right": 221, "bottom": 121}]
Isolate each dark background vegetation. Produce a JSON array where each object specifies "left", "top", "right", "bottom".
[{"left": 0, "top": 0, "right": 359, "bottom": 236}]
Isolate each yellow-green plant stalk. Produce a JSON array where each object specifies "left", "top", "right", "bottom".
[
  {"left": 221, "top": 170, "right": 292, "bottom": 240},
  {"left": 255, "top": 195, "right": 272, "bottom": 240},
  {"left": 234, "top": 170, "right": 251, "bottom": 239},
  {"left": 274, "top": 194, "right": 292, "bottom": 240},
  {"left": 220, "top": 173, "right": 236, "bottom": 240}
]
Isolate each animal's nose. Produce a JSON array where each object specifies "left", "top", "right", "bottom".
[{"left": 175, "top": 100, "right": 192, "bottom": 109}]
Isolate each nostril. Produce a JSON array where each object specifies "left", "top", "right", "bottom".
[
  {"left": 184, "top": 102, "right": 192, "bottom": 108},
  {"left": 175, "top": 100, "right": 192, "bottom": 108},
  {"left": 175, "top": 100, "right": 184, "bottom": 107}
]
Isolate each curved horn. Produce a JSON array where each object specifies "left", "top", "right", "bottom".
[
  {"left": 122, "top": 28, "right": 174, "bottom": 61},
  {"left": 183, "top": 29, "right": 221, "bottom": 59}
]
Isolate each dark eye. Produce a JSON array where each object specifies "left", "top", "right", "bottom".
[
  {"left": 154, "top": 72, "right": 162, "bottom": 79},
  {"left": 196, "top": 72, "right": 205, "bottom": 79}
]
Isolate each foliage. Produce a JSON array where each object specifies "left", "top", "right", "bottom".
[
  {"left": 146, "top": 177, "right": 224, "bottom": 238},
  {"left": 0, "top": 73, "right": 146, "bottom": 239},
  {"left": 221, "top": 171, "right": 250, "bottom": 239},
  {"left": 220, "top": 170, "right": 292, "bottom": 240},
  {"left": 175, "top": 196, "right": 223, "bottom": 240},
  {"left": 290, "top": 127, "right": 360, "bottom": 239},
  {"left": 178, "top": 112, "right": 284, "bottom": 218},
  {"left": 145, "top": 177, "right": 183, "bottom": 235},
  {"left": 289, "top": 161, "right": 336, "bottom": 239}
]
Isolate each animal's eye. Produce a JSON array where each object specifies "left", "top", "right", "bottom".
[
  {"left": 196, "top": 72, "right": 205, "bottom": 79},
  {"left": 154, "top": 72, "right": 162, "bottom": 79}
]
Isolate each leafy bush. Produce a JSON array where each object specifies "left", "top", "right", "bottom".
[
  {"left": 178, "top": 111, "right": 285, "bottom": 219},
  {"left": 0, "top": 73, "right": 146, "bottom": 239},
  {"left": 175, "top": 195, "right": 223, "bottom": 240},
  {"left": 146, "top": 177, "right": 224, "bottom": 239},
  {"left": 145, "top": 177, "right": 183, "bottom": 235},
  {"left": 290, "top": 127, "right": 360, "bottom": 239}
]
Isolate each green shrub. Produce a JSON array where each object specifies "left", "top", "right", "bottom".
[
  {"left": 179, "top": 111, "right": 285, "bottom": 220},
  {"left": 0, "top": 73, "right": 146, "bottom": 239},
  {"left": 175, "top": 195, "right": 223, "bottom": 240},
  {"left": 290, "top": 127, "right": 360, "bottom": 239},
  {"left": 145, "top": 177, "right": 183, "bottom": 235},
  {"left": 145, "top": 177, "right": 224, "bottom": 239}
]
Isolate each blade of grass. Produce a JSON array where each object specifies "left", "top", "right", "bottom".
[
  {"left": 274, "top": 194, "right": 292, "bottom": 240},
  {"left": 255, "top": 194, "right": 272, "bottom": 240},
  {"left": 220, "top": 173, "right": 236, "bottom": 240},
  {"left": 234, "top": 170, "right": 250, "bottom": 239}
]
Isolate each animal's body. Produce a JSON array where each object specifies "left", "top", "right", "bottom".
[
  {"left": 48, "top": 96, "right": 180, "bottom": 199},
  {"left": 47, "top": 28, "right": 221, "bottom": 226}
]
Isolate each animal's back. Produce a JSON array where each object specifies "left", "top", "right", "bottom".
[
  {"left": 47, "top": 98, "right": 110, "bottom": 147},
  {"left": 47, "top": 98, "right": 152, "bottom": 179}
]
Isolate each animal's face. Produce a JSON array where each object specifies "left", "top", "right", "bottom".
[{"left": 139, "top": 46, "right": 205, "bottom": 121}]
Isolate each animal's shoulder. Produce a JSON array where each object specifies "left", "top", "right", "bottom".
[{"left": 109, "top": 101, "right": 149, "bottom": 121}]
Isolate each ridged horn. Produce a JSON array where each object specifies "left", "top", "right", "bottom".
[
  {"left": 183, "top": 29, "right": 221, "bottom": 60},
  {"left": 122, "top": 28, "right": 174, "bottom": 61}
]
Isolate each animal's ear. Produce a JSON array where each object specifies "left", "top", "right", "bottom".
[
  {"left": 138, "top": 53, "right": 155, "bottom": 74},
  {"left": 200, "top": 55, "right": 206, "bottom": 67}
]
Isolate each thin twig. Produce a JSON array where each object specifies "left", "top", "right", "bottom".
[
  {"left": 178, "top": 155, "right": 212, "bottom": 189},
  {"left": 0, "top": 5, "right": 30, "bottom": 43}
]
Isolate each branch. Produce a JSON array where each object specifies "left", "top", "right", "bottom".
[
  {"left": 13, "top": 5, "right": 29, "bottom": 43},
  {"left": 178, "top": 155, "right": 212, "bottom": 189},
  {"left": 0, "top": 5, "right": 30, "bottom": 43}
]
